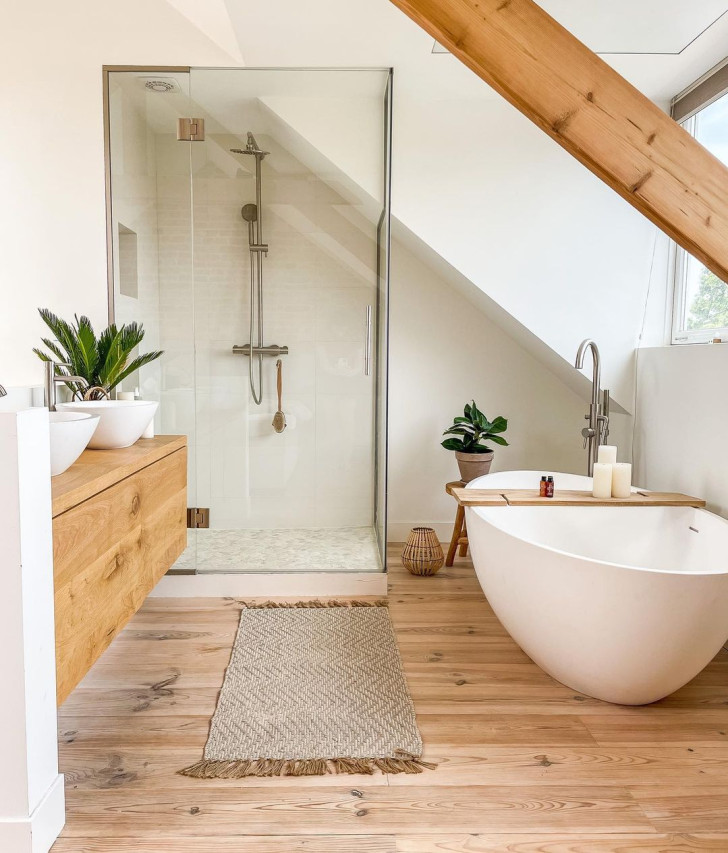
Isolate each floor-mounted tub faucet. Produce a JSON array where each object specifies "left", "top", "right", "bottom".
[
  {"left": 44, "top": 361, "right": 89, "bottom": 411},
  {"left": 574, "top": 339, "right": 610, "bottom": 476}
]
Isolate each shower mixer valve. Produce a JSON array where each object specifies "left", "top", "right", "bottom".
[{"left": 232, "top": 344, "right": 289, "bottom": 357}]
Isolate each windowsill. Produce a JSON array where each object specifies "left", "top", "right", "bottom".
[{"left": 671, "top": 338, "right": 728, "bottom": 347}]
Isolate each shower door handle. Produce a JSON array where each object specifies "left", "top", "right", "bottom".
[{"left": 365, "top": 306, "right": 373, "bottom": 376}]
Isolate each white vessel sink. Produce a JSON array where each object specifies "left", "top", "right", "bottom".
[
  {"left": 57, "top": 400, "right": 158, "bottom": 449},
  {"left": 49, "top": 411, "right": 100, "bottom": 476}
]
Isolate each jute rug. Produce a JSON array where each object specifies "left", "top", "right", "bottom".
[{"left": 181, "top": 600, "right": 433, "bottom": 778}]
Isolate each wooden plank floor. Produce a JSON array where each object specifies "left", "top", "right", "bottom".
[{"left": 53, "top": 545, "right": 728, "bottom": 852}]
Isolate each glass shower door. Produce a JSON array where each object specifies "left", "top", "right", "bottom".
[
  {"left": 375, "top": 71, "right": 393, "bottom": 569},
  {"left": 187, "top": 67, "right": 391, "bottom": 574},
  {"left": 105, "top": 68, "right": 198, "bottom": 572}
]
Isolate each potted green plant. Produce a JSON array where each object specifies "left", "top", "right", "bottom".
[
  {"left": 442, "top": 401, "right": 509, "bottom": 483},
  {"left": 33, "top": 308, "right": 163, "bottom": 399}
]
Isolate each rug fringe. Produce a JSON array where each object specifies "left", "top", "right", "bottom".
[
  {"left": 179, "top": 754, "right": 435, "bottom": 779},
  {"left": 240, "top": 599, "right": 389, "bottom": 610}
]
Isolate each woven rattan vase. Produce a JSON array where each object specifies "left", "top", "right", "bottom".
[{"left": 402, "top": 527, "right": 445, "bottom": 576}]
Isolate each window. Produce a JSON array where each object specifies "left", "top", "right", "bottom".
[{"left": 671, "top": 82, "right": 728, "bottom": 344}]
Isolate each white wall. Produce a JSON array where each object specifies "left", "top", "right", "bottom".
[
  {"left": 635, "top": 344, "right": 728, "bottom": 517},
  {"left": 0, "top": 0, "right": 239, "bottom": 388},
  {"left": 392, "top": 97, "right": 658, "bottom": 409},
  {"left": 387, "top": 236, "right": 592, "bottom": 540}
]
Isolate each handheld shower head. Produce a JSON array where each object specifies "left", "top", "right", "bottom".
[{"left": 241, "top": 203, "right": 258, "bottom": 222}]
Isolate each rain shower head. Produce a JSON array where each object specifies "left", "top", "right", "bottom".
[{"left": 229, "top": 131, "right": 269, "bottom": 159}]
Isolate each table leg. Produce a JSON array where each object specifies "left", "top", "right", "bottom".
[
  {"left": 459, "top": 514, "right": 469, "bottom": 557},
  {"left": 446, "top": 504, "right": 465, "bottom": 567}
]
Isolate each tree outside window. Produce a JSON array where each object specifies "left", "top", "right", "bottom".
[{"left": 687, "top": 268, "right": 728, "bottom": 331}]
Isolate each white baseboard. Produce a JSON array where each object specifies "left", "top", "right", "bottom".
[
  {"left": 387, "top": 522, "right": 453, "bottom": 543},
  {"left": 0, "top": 774, "right": 65, "bottom": 853},
  {"left": 151, "top": 572, "right": 388, "bottom": 598}
]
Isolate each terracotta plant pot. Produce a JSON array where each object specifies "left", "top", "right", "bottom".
[{"left": 455, "top": 450, "right": 494, "bottom": 483}]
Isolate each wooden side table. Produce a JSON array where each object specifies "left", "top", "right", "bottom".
[{"left": 445, "top": 480, "right": 469, "bottom": 566}]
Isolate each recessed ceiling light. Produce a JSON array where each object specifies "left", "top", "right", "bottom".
[{"left": 432, "top": 40, "right": 451, "bottom": 54}]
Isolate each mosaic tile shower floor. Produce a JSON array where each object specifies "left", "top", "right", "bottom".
[{"left": 172, "top": 526, "right": 382, "bottom": 573}]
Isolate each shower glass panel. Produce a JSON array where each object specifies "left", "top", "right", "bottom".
[
  {"left": 106, "top": 67, "right": 391, "bottom": 575},
  {"left": 106, "top": 69, "right": 198, "bottom": 571}
]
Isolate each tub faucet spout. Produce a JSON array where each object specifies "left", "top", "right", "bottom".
[{"left": 575, "top": 339, "right": 609, "bottom": 476}]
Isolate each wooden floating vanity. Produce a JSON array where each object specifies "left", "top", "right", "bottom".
[
  {"left": 451, "top": 488, "right": 706, "bottom": 508},
  {"left": 51, "top": 435, "right": 187, "bottom": 705}
]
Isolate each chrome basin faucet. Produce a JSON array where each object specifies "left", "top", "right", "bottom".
[
  {"left": 44, "top": 361, "right": 89, "bottom": 411},
  {"left": 574, "top": 339, "right": 610, "bottom": 476}
]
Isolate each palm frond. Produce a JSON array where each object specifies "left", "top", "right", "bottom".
[
  {"left": 74, "top": 315, "right": 99, "bottom": 379},
  {"left": 112, "top": 351, "right": 164, "bottom": 390},
  {"left": 38, "top": 308, "right": 82, "bottom": 373},
  {"left": 118, "top": 322, "right": 146, "bottom": 353},
  {"left": 36, "top": 337, "right": 68, "bottom": 364}
]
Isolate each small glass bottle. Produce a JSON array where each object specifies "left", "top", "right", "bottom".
[
  {"left": 539, "top": 475, "right": 548, "bottom": 497},
  {"left": 545, "top": 476, "right": 555, "bottom": 498}
]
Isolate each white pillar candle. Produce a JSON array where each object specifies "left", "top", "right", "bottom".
[
  {"left": 117, "top": 391, "right": 135, "bottom": 401},
  {"left": 597, "top": 445, "right": 617, "bottom": 464},
  {"left": 612, "top": 462, "right": 632, "bottom": 499},
  {"left": 592, "top": 462, "right": 613, "bottom": 499}
]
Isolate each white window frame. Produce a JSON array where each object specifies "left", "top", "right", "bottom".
[{"left": 671, "top": 105, "right": 728, "bottom": 345}]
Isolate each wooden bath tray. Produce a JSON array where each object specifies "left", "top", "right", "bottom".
[{"left": 451, "top": 488, "right": 706, "bottom": 508}]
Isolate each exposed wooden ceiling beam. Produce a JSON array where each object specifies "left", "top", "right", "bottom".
[{"left": 389, "top": 0, "right": 728, "bottom": 282}]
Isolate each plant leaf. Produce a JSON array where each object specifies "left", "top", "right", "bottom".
[
  {"left": 38, "top": 308, "right": 78, "bottom": 370},
  {"left": 443, "top": 425, "right": 475, "bottom": 437},
  {"left": 487, "top": 435, "right": 509, "bottom": 446},
  {"left": 441, "top": 437, "right": 465, "bottom": 452},
  {"left": 37, "top": 337, "right": 68, "bottom": 364},
  {"left": 74, "top": 315, "right": 99, "bottom": 380},
  {"left": 110, "top": 350, "right": 164, "bottom": 392}
]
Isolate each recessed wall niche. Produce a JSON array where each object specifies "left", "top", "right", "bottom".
[{"left": 117, "top": 223, "right": 138, "bottom": 298}]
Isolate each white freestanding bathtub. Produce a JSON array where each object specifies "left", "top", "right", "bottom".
[{"left": 466, "top": 470, "right": 728, "bottom": 705}]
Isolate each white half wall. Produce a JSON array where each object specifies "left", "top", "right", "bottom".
[
  {"left": 0, "top": 0, "right": 240, "bottom": 388},
  {"left": 0, "top": 410, "right": 64, "bottom": 853},
  {"left": 635, "top": 344, "right": 728, "bottom": 517}
]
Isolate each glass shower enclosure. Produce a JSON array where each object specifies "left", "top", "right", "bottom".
[{"left": 105, "top": 67, "right": 392, "bottom": 574}]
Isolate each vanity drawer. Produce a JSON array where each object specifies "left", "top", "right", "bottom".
[{"left": 53, "top": 446, "right": 187, "bottom": 704}]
